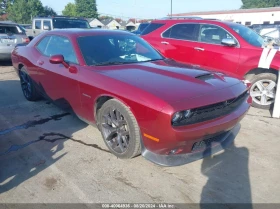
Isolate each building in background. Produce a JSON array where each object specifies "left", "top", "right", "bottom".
[
  {"left": 101, "top": 19, "right": 121, "bottom": 29},
  {"left": 88, "top": 18, "right": 104, "bottom": 28},
  {"left": 173, "top": 7, "right": 280, "bottom": 26}
]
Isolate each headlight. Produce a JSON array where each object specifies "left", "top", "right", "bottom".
[{"left": 172, "top": 110, "right": 192, "bottom": 124}]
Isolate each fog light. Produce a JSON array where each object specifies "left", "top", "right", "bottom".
[{"left": 167, "top": 148, "right": 184, "bottom": 155}]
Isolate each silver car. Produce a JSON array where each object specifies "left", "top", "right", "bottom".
[{"left": 0, "top": 22, "right": 30, "bottom": 60}]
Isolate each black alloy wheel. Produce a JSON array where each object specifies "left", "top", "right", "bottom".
[
  {"left": 98, "top": 99, "right": 141, "bottom": 159},
  {"left": 19, "top": 70, "right": 32, "bottom": 99}
]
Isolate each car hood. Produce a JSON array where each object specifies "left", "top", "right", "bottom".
[{"left": 96, "top": 59, "right": 242, "bottom": 104}]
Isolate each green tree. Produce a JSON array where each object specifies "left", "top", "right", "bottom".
[
  {"left": 0, "top": 0, "right": 14, "bottom": 15},
  {"left": 8, "top": 0, "right": 44, "bottom": 23},
  {"left": 241, "top": 0, "right": 280, "bottom": 9},
  {"left": 42, "top": 6, "right": 57, "bottom": 16},
  {"left": 62, "top": 3, "right": 77, "bottom": 17},
  {"left": 75, "top": 0, "right": 98, "bottom": 18},
  {"left": 28, "top": 0, "right": 44, "bottom": 19}
]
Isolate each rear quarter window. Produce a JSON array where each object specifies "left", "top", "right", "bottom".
[
  {"left": 36, "top": 36, "right": 51, "bottom": 55},
  {"left": 141, "top": 23, "right": 165, "bottom": 35},
  {"left": 163, "top": 24, "right": 199, "bottom": 41},
  {"left": 0, "top": 25, "right": 22, "bottom": 34}
]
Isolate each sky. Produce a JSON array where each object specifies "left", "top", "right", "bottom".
[{"left": 40, "top": 0, "right": 243, "bottom": 19}]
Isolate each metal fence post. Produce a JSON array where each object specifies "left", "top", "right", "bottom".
[{"left": 272, "top": 70, "right": 280, "bottom": 118}]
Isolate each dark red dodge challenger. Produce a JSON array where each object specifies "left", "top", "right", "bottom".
[{"left": 11, "top": 29, "right": 251, "bottom": 166}]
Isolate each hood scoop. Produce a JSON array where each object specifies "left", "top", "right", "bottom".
[{"left": 195, "top": 73, "right": 215, "bottom": 81}]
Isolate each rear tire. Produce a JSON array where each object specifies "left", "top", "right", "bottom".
[
  {"left": 248, "top": 73, "right": 277, "bottom": 109},
  {"left": 19, "top": 67, "right": 40, "bottom": 101},
  {"left": 98, "top": 99, "right": 141, "bottom": 159}
]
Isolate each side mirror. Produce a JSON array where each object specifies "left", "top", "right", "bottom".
[
  {"left": 50, "top": 54, "right": 69, "bottom": 68},
  {"left": 221, "top": 38, "right": 237, "bottom": 47},
  {"left": 50, "top": 54, "right": 65, "bottom": 64},
  {"left": 49, "top": 55, "right": 78, "bottom": 74},
  {"left": 43, "top": 25, "right": 50, "bottom": 30}
]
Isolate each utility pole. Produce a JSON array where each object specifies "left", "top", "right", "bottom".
[{"left": 171, "top": 0, "right": 173, "bottom": 17}]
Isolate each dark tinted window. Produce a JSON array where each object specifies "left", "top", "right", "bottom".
[
  {"left": 43, "top": 21, "right": 51, "bottom": 29},
  {"left": 245, "top": 21, "right": 251, "bottom": 26},
  {"left": 53, "top": 18, "right": 90, "bottom": 29},
  {"left": 36, "top": 36, "right": 51, "bottom": 54},
  {"left": 141, "top": 23, "right": 164, "bottom": 35},
  {"left": 43, "top": 36, "right": 78, "bottom": 64},
  {"left": 139, "top": 23, "right": 149, "bottom": 32},
  {"left": 163, "top": 24, "right": 199, "bottom": 41},
  {"left": 199, "top": 24, "right": 234, "bottom": 44},
  {"left": 77, "top": 35, "right": 163, "bottom": 66},
  {"left": 0, "top": 25, "right": 22, "bottom": 34},
  {"left": 35, "top": 20, "right": 41, "bottom": 29},
  {"left": 162, "top": 28, "right": 171, "bottom": 37},
  {"left": 228, "top": 23, "right": 264, "bottom": 47}
]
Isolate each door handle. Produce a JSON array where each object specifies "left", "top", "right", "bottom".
[
  {"left": 37, "top": 60, "right": 44, "bottom": 65},
  {"left": 161, "top": 41, "right": 169, "bottom": 45},
  {"left": 194, "top": 47, "right": 205, "bottom": 51}
]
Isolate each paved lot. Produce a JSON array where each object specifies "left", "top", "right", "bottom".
[{"left": 0, "top": 63, "right": 280, "bottom": 204}]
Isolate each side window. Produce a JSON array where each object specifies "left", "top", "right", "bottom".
[
  {"left": 141, "top": 23, "right": 164, "bottom": 35},
  {"left": 162, "top": 28, "right": 171, "bottom": 38},
  {"left": 35, "top": 20, "right": 41, "bottom": 29},
  {"left": 36, "top": 36, "right": 51, "bottom": 54},
  {"left": 44, "top": 36, "right": 78, "bottom": 64},
  {"left": 199, "top": 24, "right": 234, "bottom": 45},
  {"left": 163, "top": 24, "right": 199, "bottom": 41},
  {"left": 43, "top": 21, "right": 51, "bottom": 30}
]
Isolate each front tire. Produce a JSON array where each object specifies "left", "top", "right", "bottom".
[
  {"left": 19, "top": 67, "right": 40, "bottom": 101},
  {"left": 249, "top": 73, "right": 277, "bottom": 109},
  {"left": 98, "top": 99, "right": 141, "bottom": 159}
]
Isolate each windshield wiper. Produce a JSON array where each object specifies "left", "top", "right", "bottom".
[
  {"left": 139, "top": 58, "right": 164, "bottom": 63},
  {"left": 94, "top": 61, "right": 132, "bottom": 66}
]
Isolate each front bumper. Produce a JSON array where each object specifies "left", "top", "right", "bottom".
[
  {"left": 141, "top": 124, "right": 240, "bottom": 167},
  {"left": 0, "top": 53, "right": 12, "bottom": 60}
]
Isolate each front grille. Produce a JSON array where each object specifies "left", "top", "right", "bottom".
[
  {"left": 192, "top": 131, "right": 229, "bottom": 152},
  {"left": 173, "top": 91, "right": 249, "bottom": 127}
]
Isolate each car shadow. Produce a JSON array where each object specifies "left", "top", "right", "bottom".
[
  {"left": 200, "top": 137, "right": 252, "bottom": 208},
  {"left": 0, "top": 60, "right": 12, "bottom": 66},
  {"left": 0, "top": 79, "right": 107, "bottom": 194}
]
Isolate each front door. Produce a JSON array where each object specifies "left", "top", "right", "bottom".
[
  {"left": 159, "top": 23, "right": 200, "bottom": 66},
  {"left": 192, "top": 24, "right": 240, "bottom": 74},
  {"left": 34, "top": 35, "right": 82, "bottom": 114}
]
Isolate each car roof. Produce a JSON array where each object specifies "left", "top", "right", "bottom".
[
  {"left": 0, "top": 21, "right": 19, "bottom": 26},
  {"left": 0, "top": 23, "right": 19, "bottom": 27},
  {"left": 33, "top": 16, "right": 87, "bottom": 20},
  {"left": 151, "top": 19, "right": 230, "bottom": 25},
  {"left": 44, "top": 29, "right": 135, "bottom": 37}
]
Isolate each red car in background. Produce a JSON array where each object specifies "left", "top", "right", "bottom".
[
  {"left": 12, "top": 29, "right": 250, "bottom": 166},
  {"left": 141, "top": 19, "right": 279, "bottom": 109}
]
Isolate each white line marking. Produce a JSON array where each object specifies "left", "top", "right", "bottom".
[
  {"left": 258, "top": 48, "right": 278, "bottom": 69},
  {"left": 264, "top": 49, "right": 278, "bottom": 69},
  {"left": 272, "top": 70, "right": 280, "bottom": 118}
]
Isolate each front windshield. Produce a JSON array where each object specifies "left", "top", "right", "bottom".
[
  {"left": 53, "top": 18, "right": 90, "bottom": 29},
  {"left": 77, "top": 34, "right": 164, "bottom": 66},
  {"left": 228, "top": 23, "right": 264, "bottom": 47}
]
